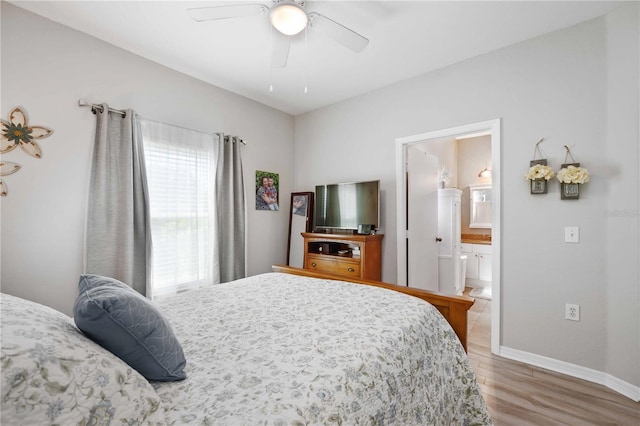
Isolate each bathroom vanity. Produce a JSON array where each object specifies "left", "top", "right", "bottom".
[{"left": 461, "top": 242, "right": 492, "bottom": 284}]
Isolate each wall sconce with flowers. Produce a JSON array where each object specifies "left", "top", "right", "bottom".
[
  {"left": 557, "top": 145, "right": 589, "bottom": 200},
  {"left": 525, "top": 138, "right": 554, "bottom": 194}
]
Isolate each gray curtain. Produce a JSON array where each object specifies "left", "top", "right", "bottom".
[
  {"left": 85, "top": 105, "right": 152, "bottom": 296},
  {"left": 216, "top": 134, "right": 246, "bottom": 282}
]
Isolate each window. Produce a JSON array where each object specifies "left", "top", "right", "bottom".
[{"left": 140, "top": 119, "right": 219, "bottom": 297}]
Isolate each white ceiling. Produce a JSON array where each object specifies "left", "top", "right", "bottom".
[{"left": 11, "top": 1, "right": 620, "bottom": 116}]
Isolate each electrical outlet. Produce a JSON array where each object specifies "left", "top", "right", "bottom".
[{"left": 565, "top": 303, "right": 580, "bottom": 321}]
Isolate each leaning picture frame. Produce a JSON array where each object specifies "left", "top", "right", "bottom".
[{"left": 286, "top": 192, "right": 314, "bottom": 267}]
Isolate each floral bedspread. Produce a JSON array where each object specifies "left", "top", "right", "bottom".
[
  {"left": 153, "top": 273, "right": 492, "bottom": 425},
  {"left": 1, "top": 294, "right": 164, "bottom": 425}
]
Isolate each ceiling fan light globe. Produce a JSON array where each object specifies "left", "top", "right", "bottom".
[{"left": 270, "top": 2, "right": 308, "bottom": 36}]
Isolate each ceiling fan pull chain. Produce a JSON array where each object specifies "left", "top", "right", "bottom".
[
  {"left": 269, "top": 25, "right": 275, "bottom": 93},
  {"left": 304, "top": 26, "right": 309, "bottom": 94}
]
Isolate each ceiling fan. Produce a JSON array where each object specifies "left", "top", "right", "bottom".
[{"left": 187, "top": 1, "right": 369, "bottom": 68}]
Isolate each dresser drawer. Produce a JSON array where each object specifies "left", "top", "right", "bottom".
[
  {"left": 306, "top": 255, "right": 361, "bottom": 278},
  {"left": 302, "top": 233, "right": 383, "bottom": 281}
]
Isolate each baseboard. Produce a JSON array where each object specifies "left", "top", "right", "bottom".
[
  {"left": 603, "top": 373, "right": 640, "bottom": 402},
  {"left": 499, "top": 346, "right": 640, "bottom": 402}
]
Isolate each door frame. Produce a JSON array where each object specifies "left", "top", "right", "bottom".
[{"left": 395, "top": 118, "right": 501, "bottom": 353}]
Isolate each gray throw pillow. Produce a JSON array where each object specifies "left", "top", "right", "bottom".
[{"left": 73, "top": 274, "right": 186, "bottom": 381}]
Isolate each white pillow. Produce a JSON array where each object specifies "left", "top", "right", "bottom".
[{"left": 1, "top": 293, "right": 165, "bottom": 425}]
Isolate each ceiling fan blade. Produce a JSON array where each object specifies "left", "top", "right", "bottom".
[
  {"left": 187, "top": 3, "right": 268, "bottom": 22},
  {"left": 271, "top": 32, "right": 291, "bottom": 68},
  {"left": 308, "top": 12, "right": 369, "bottom": 52}
]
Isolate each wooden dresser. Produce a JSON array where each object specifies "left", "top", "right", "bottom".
[{"left": 302, "top": 232, "right": 383, "bottom": 281}]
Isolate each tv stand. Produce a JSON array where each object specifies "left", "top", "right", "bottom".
[{"left": 302, "top": 232, "right": 383, "bottom": 281}]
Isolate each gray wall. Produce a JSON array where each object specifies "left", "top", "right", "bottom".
[
  {"left": 0, "top": 3, "right": 294, "bottom": 315},
  {"left": 604, "top": 4, "right": 640, "bottom": 390},
  {"left": 294, "top": 4, "right": 639, "bottom": 390}
]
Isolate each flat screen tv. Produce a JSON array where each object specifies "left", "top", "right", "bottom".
[{"left": 314, "top": 180, "right": 380, "bottom": 231}]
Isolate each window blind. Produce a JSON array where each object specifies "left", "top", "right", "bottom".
[{"left": 139, "top": 119, "right": 219, "bottom": 296}]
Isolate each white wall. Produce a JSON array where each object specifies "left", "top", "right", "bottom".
[
  {"left": 0, "top": 3, "right": 294, "bottom": 315},
  {"left": 295, "top": 4, "right": 639, "bottom": 391}
]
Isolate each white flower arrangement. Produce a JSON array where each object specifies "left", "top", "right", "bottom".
[
  {"left": 524, "top": 164, "right": 555, "bottom": 181},
  {"left": 556, "top": 165, "right": 590, "bottom": 184},
  {"left": 438, "top": 167, "right": 449, "bottom": 182},
  {"left": 438, "top": 167, "right": 450, "bottom": 188}
]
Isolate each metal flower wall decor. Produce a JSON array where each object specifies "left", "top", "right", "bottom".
[{"left": 0, "top": 107, "right": 53, "bottom": 196}]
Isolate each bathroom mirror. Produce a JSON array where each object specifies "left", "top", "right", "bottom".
[
  {"left": 287, "top": 192, "right": 314, "bottom": 267},
  {"left": 469, "top": 184, "right": 492, "bottom": 228}
]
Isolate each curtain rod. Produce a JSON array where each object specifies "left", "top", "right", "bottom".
[
  {"left": 77, "top": 99, "right": 126, "bottom": 116},
  {"left": 138, "top": 116, "right": 246, "bottom": 145},
  {"left": 223, "top": 135, "right": 247, "bottom": 145},
  {"left": 77, "top": 99, "right": 246, "bottom": 145}
]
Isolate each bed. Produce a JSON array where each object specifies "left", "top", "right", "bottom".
[{"left": 1, "top": 269, "right": 492, "bottom": 425}]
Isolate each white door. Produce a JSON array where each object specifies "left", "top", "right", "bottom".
[{"left": 406, "top": 146, "right": 439, "bottom": 291}]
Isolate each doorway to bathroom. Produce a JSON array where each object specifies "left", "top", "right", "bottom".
[{"left": 395, "top": 119, "right": 501, "bottom": 354}]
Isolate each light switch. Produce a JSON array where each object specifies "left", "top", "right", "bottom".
[{"left": 565, "top": 226, "right": 579, "bottom": 243}]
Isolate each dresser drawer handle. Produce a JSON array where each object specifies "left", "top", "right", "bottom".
[
  {"left": 348, "top": 267, "right": 355, "bottom": 273},
  {"left": 311, "top": 262, "right": 317, "bottom": 267}
]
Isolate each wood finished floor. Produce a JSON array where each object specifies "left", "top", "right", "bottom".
[{"left": 465, "top": 291, "right": 640, "bottom": 425}]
